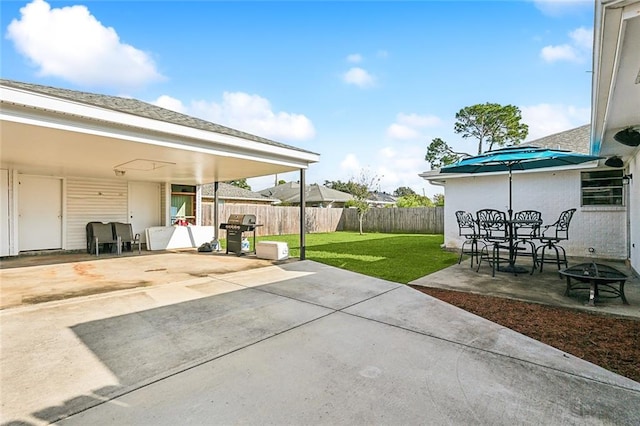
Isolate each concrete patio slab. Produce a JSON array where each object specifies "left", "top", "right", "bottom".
[
  {"left": 410, "top": 256, "right": 640, "bottom": 320},
  {"left": 60, "top": 310, "right": 638, "bottom": 426},
  {"left": 222, "top": 262, "right": 401, "bottom": 310},
  {"left": 1, "top": 257, "right": 639, "bottom": 425}
]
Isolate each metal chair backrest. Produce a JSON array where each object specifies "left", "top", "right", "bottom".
[
  {"left": 542, "top": 208, "right": 576, "bottom": 241},
  {"left": 90, "top": 222, "right": 116, "bottom": 243},
  {"left": 513, "top": 210, "right": 542, "bottom": 238},
  {"left": 455, "top": 210, "right": 478, "bottom": 238},
  {"left": 112, "top": 222, "right": 134, "bottom": 243},
  {"left": 476, "top": 209, "right": 508, "bottom": 241}
]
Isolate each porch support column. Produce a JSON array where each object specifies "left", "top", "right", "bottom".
[
  {"left": 214, "top": 181, "right": 219, "bottom": 241},
  {"left": 299, "top": 169, "right": 306, "bottom": 260}
]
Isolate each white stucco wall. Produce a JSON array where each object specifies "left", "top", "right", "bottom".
[{"left": 443, "top": 168, "right": 627, "bottom": 260}]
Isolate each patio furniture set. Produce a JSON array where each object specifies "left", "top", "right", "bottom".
[
  {"left": 85, "top": 222, "right": 141, "bottom": 256},
  {"left": 455, "top": 208, "right": 576, "bottom": 277},
  {"left": 456, "top": 208, "right": 630, "bottom": 306}
]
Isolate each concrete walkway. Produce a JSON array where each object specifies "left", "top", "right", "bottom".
[{"left": 1, "top": 257, "right": 639, "bottom": 425}]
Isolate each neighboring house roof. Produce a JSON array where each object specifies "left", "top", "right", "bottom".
[
  {"left": 520, "top": 124, "right": 590, "bottom": 154},
  {"left": 259, "top": 182, "right": 353, "bottom": 204},
  {"left": 367, "top": 191, "right": 397, "bottom": 205},
  {"left": 201, "top": 182, "right": 280, "bottom": 204},
  {"left": 0, "top": 79, "right": 316, "bottom": 156}
]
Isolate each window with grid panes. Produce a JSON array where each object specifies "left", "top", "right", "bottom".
[{"left": 580, "top": 170, "right": 624, "bottom": 206}]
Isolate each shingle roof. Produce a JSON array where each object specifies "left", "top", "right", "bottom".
[
  {"left": 201, "top": 182, "right": 279, "bottom": 203},
  {"left": 259, "top": 182, "right": 353, "bottom": 204},
  {"left": 0, "top": 79, "right": 318, "bottom": 155},
  {"left": 520, "top": 124, "right": 590, "bottom": 154}
]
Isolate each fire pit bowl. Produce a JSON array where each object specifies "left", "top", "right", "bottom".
[{"left": 559, "top": 262, "right": 629, "bottom": 306}]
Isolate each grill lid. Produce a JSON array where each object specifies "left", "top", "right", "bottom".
[{"left": 227, "top": 214, "right": 257, "bottom": 226}]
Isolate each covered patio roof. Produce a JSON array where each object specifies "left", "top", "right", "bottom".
[
  {"left": 591, "top": 0, "right": 640, "bottom": 159},
  {"left": 0, "top": 79, "right": 320, "bottom": 184}
]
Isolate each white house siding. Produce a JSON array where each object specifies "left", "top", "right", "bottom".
[
  {"left": 444, "top": 168, "right": 626, "bottom": 260},
  {"left": 66, "top": 177, "right": 128, "bottom": 250}
]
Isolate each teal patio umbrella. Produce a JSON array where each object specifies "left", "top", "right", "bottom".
[{"left": 439, "top": 145, "right": 601, "bottom": 219}]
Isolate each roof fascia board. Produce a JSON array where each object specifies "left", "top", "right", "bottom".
[
  {"left": 1, "top": 105, "right": 314, "bottom": 170},
  {"left": 1, "top": 86, "right": 320, "bottom": 165},
  {"left": 590, "top": 0, "right": 639, "bottom": 155}
]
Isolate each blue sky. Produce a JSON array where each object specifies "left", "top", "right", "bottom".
[{"left": 1, "top": 0, "right": 595, "bottom": 196}]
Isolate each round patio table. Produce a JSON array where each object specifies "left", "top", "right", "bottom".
[{"left": 559, "top": 263, "right": 629, "bottom": 306}]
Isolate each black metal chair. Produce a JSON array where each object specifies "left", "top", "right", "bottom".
[
  {"left": 111, "top": 222, "right": 141, "bottom": 254},
  {"left": 535, "top": 208, "right": 576, "bottom": 273},
  {"left": 476, "top": 209, "right": 510, "bottom": 277},
  {"left": 455, "top": 210, "right": 484, "bottom": 268},
  {"left": 86, "top": 222, "right": 119, "bottom": 256},
  {"left": 512, "top": 210, "right": 543, "bottom": 275}
]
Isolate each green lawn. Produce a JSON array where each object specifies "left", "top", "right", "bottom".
[{"left": 249, "top": 232, "right": 458, "bottom": 284}]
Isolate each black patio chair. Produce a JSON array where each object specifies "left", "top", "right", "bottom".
[
  {"left": 455, "top": 210, "right": 484, "bottom": 268},
  {"left": 535, "top": 208, "right": 576, "bottom": 274},
  {"left": 86, "top": 222, "right": 119, "bottom": 256},
  {"left": 111, "top": 222, "right": 141, "bottom": 254},
  {"left": 512, "top": 210, "right": 543, "bottom": 275},
  {"left": 476, "top": 209, "right": 510, "bottom": 277}
]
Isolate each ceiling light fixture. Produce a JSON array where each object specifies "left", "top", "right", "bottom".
[
  {"left": 114, "top": 169, "right": 126, "bottom": 177},
  {"left": 613, "top": 127, "right": 640, "bottom": 147},
  {"left": 604, "top": 156, "right": 624, "bottom": 168}
]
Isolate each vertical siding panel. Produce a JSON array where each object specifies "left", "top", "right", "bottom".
[{"left": 66, "top": 177, "right": 128, "bottom": 250}]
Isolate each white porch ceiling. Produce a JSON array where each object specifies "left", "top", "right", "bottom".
[
  {"left": 594, "top": 1, "right": 640, "bottom": 159},
  {"left": 1, "top": 95, "right": 319, "bottom": 185}
]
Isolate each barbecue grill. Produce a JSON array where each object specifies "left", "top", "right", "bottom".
[{"left": 219, "top": 214, "right": 260, "bottom": 255}]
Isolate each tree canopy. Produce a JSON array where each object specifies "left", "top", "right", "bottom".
[
  {"left": 393, "top": 186, "right": 416, "bottom": 197},
  {"left": 324, "top": 180, "right": 368, "bottom": 197},
  {"left": 225, "top": 178, "right": 251, "bottom": 190},
  {"left": 425, "top": 102, "right": 529, "bottom": 169},
  {"left": 396, "top": 194, "right": 433, "bottom": 208}
]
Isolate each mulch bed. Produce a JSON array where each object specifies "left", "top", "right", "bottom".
[{"left": 409, "top": 286, "right": 640, "bottom": 383}]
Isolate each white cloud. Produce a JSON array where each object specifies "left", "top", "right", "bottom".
[
  {"left": 161, "top": 91, "right": 316, "bottom": 142},
  {"left": 5, "top": 0, "right": 164, "bottom": 89},
  {"left": 340, "top": 154, "right": 361, "bottom": 173},
  {"left": 346, "top": 53, "right": 363, "bottom": 63},
  {"left": 153, "top": 95, "right": 186, "bottom": 114},
  {"left": 373, "top": 145, "right": 436, "bottom": 196},
  {"left": 540, "top": 44, "right": 580, "bottom": 62},
  {"left": 521, "top": 103, "right": 590, "bottom": 140},
  {"left": 397, "top": 112, "right": 441, "bottom": 128},
  {"left": 342, "top": 67, "right": 375, "bottom": 88},
  {"left": 386, "top": 112, "right": 442, "bottom": 140},
  {"left": 386, "top": 124, "right": 420, "bottom": 140},
  {"left": 569, "top": 27, "right": 592, "bottom": 50},
  {"left": 540, "top": 26, "right": 592, "bottom": 63},
  {"left": 532, "top": 0, "right": 592, "bottom": 17}
]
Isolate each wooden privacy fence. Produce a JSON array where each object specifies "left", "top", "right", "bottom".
[
  {"left": 202, "top": 204, "right": 344, "bottom": 236},
  {"left": 202, "top": 204, "right": 444, "bottom": 236},
  {"left": 340, "top": 207, "right": 444, "bottom": 234}
]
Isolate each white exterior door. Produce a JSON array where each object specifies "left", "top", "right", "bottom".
[
  {"left": 129, "top": 181, "right": 161, "bottom": 244},
  {"left": 1, "top": 170, "right": 10, "bottom": 256},
  {"left": 19, "top": 175, "right": 62, "bottom": 251}
]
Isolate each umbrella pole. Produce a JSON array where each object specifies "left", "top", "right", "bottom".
[{"left": 508, "top": 168, "right": 513, "bottom": 220}]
